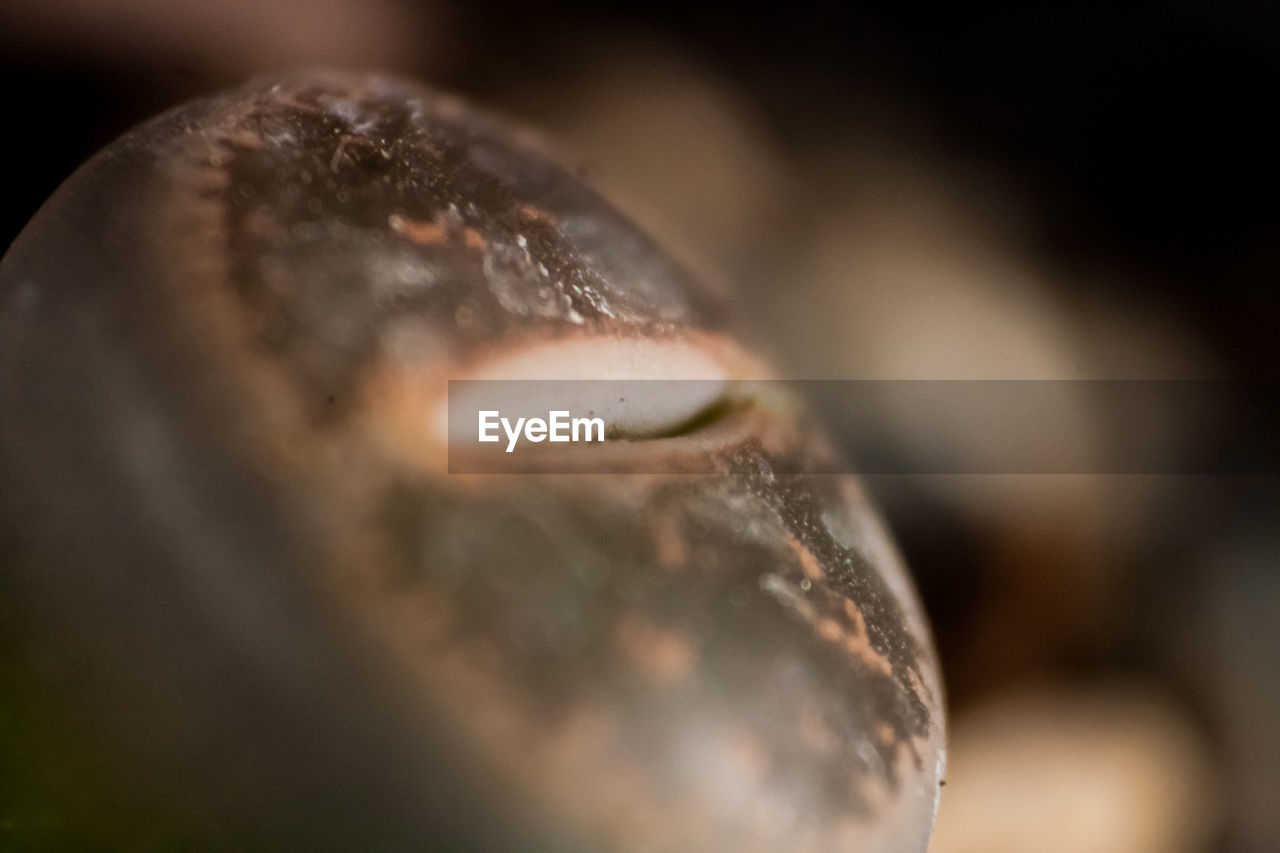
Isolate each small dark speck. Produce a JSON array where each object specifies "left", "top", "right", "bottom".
[
  {"left": 939, "top": 780, "right": 947, "bottom": 787},
  {"left": 326, "top": 395, "right": 336, "bottom": 405},
  {"left": 619, "top": 397, "right": 625, "bottom": 402}
]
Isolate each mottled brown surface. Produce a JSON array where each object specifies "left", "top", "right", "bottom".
[{"left": 0, "top": 71, "right": 943, "bottom": 850}]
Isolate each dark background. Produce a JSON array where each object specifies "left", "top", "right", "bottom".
[
  {"left": 3, "top": 2, "right": 1277, "bottom": 371},
  {"left": 2, "top": 2, "right": 1277, "bottom": 850}
]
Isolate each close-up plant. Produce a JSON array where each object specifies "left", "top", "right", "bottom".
[{"left": 1, "top": 3, "right": 1276, "bottom": 852}]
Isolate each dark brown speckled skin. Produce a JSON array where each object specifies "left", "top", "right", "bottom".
[{"left": 0, "top": 72, "right": 943, "bottom": 850}]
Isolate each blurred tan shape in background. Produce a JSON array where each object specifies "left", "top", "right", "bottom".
[{"left": 931, "top": 684, "right": 1220, "bottom": 853}]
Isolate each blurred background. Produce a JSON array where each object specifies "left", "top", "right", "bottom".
[{"left": 1, "top": 1, "right": 1276, "bottom": 850}]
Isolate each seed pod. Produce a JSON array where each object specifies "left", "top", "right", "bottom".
[{"left": 0, "top": 71, "right": 944, "bottom": 851}]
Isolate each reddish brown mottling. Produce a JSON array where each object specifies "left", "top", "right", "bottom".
[{"left": 0, "top": 71, "right": 944, "bottom": 851}]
